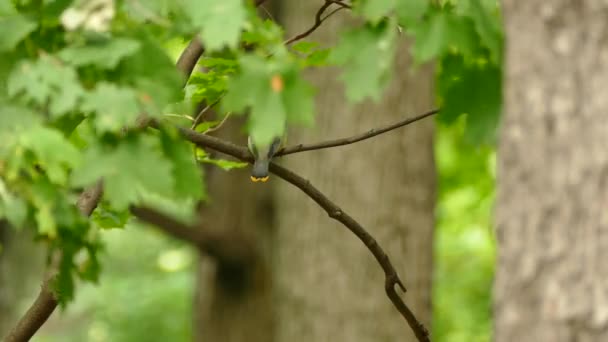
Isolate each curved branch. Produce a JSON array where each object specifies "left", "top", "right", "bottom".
[
  {"left": 176, "top": 37, "right": 205, "bottom": 86},
  {"left": 277, "top": 109, "right": 439, "bottom": 156},
  {"left": 284, "top": 0, "right": 349, "bottom": 45},
  {"left": 3, "top": 182, "right": 103, "bottom": 342},
  {"left": 169, "top": 123, "right": 430, "bottom": 341},
  {"left": 3, "top": 278, "right": 57, "bottom": 342}
]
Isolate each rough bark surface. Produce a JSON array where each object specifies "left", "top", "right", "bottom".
[
  {"left": 193, "top": 117, "right": 276, "bottom": 342},
  {"left": 496, "top": 1, "right": 608, "bottom": 341},
  {"left": 274, "top": 2, "right": 436, "bottom": 341}
]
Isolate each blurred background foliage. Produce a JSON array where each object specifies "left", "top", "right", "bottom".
[
  {"left": 34, "top": 117, "right": 496, "bottom": 342},
  {"left": 433, "top": 118, "right": 495, "bottom": 342}
]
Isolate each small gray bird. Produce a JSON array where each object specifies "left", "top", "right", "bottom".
[{"left": 247, "top": 135, "right": 284, "bottom": 182}]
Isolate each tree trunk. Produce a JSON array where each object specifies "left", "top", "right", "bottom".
[
  {"left": 193, "top": 117, "right": 276, "bottom": 342},
  {"left": 274, "top": 2, "right": 436, "bottom": 341},
  {"left": 495, "top": 1, "right": 608, "bottom": 341}
]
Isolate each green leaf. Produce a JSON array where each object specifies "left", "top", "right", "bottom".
[
  {"left": 281, "top": 68, "right": 315, "bottom": 125},
  {"left": 457, "top": 0, "right": 502, "bottom": 63},
  {"left": 0, "top": 104, "right": 42, "bottom": 135},
  {"left": 20, "top": 126, "right": 82, "bottom": 184},
  {"left": 184, "top": 0, "right": 246, "bottom": 51},
  {"left": 71, "top": 138, "right": 174, "bottom": 210},
  {"left": 159, "top": 129, "right": 205, "bottom": 200},
  {"left": 330, "top": 22, "right": 397, "bottom": 102},
  {"left": 223, "top": 55, "right": 286, "bottom": 146},
  {"left": 92, "top": 202, "right": 130, "bottom": 229},
  {"left": 291, "top": 41, "right": 319, "bottom": 54},
  {"left": 7, "top": 55, "right": 85, "bottom": 117},
  {"left": 58, "top": 38, "right": 141, "bottom": 69},
  {"left": 0, "top": 180, "right": 28, "bottom": 228},
  {"left": 409, "top": 12, "right": 479, "bottom": 63},
  {"left": 438, "top": 54, "right": 501, "bottom": 144},
  {"left": 120, "top": 36, "right": 183, "bottom": 114},
  {"left": 78, "top": 246, "right": 101, "bottom": 283},
  {"left": 36, "top": 205, "right": 56, "bottom": 237},
  {"left": 396, "top": 0, "right": 429, "bottom": 25},
  {"left": 82, "top": 83, "right": 141, "bottom": 132},
  {"left": 199, "top": 157, "right": 248, "bottom": 171},
  {"left": 0, "top": 14, "right": 37, "bottom": 52},
  {"left": 54, "top": 249, "right": 76, "bottom": 304},
  {"left": 358, "top": 0, "right": 395, "bottom": 22}
]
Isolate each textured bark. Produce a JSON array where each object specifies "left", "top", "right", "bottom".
[
  {"left": 495, "top": 1, "right": 608, "bottom": 341},
  {"left": 274, "top": 2, "right": 436, "bottom": 341},
  {"left": 193, "top": 117, "right": 275, "bottom": 342},
  {"left": 0, "top": 224, "right": 45, "bottom": 336}
]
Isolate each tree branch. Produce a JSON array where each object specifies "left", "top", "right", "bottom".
[
  {"left": 284, "top": 0, "right": 350, "bottom": 45},
  {"left": 3, "top": 278, "right": 58, "bottom": 342},
  {"left": 130, "top": 206, "right": 257, "bottom": 266},
  {"left": 277, "top": 109, "right": 439, "bottom": 156},
  {"left": 164, "top": 122, "right": 430, "bottom": 341},
  {"left": 176, "top": 37, "right": 205, "bottom": 86},
  {"left": 3, "top": 182, "right": 103, "bottom": 342}
]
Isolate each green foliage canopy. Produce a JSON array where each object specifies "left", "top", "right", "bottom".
[{"left": 0, "top": 0, "right": 502, "bottom": 309}]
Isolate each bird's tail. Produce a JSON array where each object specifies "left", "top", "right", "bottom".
[{"left": 251, "top": 158, "right": 270, "bottom": 182}]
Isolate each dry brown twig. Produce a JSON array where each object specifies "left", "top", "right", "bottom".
[{"left": 284, "top": 0, "right": 351, "bottom": 45}]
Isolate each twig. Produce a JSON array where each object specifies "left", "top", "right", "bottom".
[
  {"left": 191, "top": 94, "right": 225, "bottom": 129},
  {"left": 162, "top": 122, "right": 430, "bottom": 341},
  {"left": 130, "top": 206, "right": 257, "bottom": 266},
  {"left": 328, "top": 0, "right": 352, "bottom": 9},
  {"left": 284, "top": 0, "right": 348, "bottom": 45},
  {"left": 203, "top": 112, "right": 232, "bottom": 134},
  {"left": 277, "top": 109, "right": 439, "bottom": 156}
]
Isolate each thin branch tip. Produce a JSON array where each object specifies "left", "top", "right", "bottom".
[{"left": 278, "top": 108, "right": 439, "bottom": 156}]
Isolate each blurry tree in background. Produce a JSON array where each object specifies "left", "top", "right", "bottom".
[
  {"left": 273, "top": 1, "right": 435, "bottom": 341},
  {"left": 193, "top": 117, "right": 275, "bottom": 342},
  {"left": 495, "top": 1, "right": 608, "bottom": 341}
]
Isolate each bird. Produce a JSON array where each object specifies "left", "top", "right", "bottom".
[{"left": 247, "top": 134, "right": 285, "bottom": 182}]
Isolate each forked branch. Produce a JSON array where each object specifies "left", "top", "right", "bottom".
[
  {"left": 169, "top": 123, "right": 431, "bottom": 341},
  {"left": 284, "top": 0, "right": 351, "bottom": 45}
]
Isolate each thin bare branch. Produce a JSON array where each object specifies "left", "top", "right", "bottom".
[
  {"left": 162, "top": 122, "right": 430, "bottom": 341},
  {"left": 277, "top": 109, "right": 439, "bottom": 156},
  {"left": 328, "top": 0, "right": 352, "bottom": 9},
  {"left": 284, "top": 0, "right": 349, "bottom": 45},
  {"left": 191, "top": 94, "right": 225, "bottom": 129},
  {"left": 202, "top": 112, "right": 232, "bottom": 135}
]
